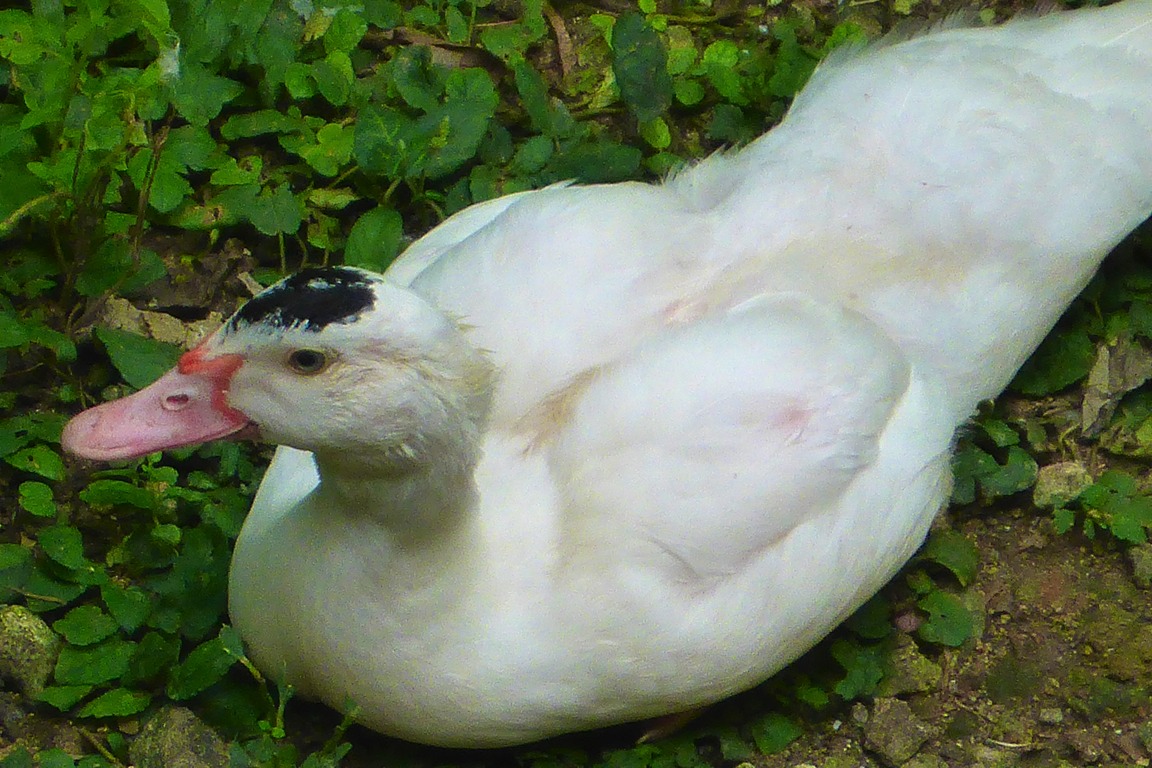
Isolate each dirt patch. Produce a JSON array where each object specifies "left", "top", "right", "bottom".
[{"left": 751, "top": 509, "right": 1152, "bottom": 768}]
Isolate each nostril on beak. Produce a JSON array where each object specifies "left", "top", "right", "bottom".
[{"left": 163, "top": 393, "right": 192, "bottom": 411}]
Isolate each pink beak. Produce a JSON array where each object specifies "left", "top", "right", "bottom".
[{"left": 62, "top": 349, "right": 250, "bottom": 462}]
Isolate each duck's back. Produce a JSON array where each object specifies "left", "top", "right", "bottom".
[{"left": 393, "top": 2, "right": 1152, "bottom": 427}]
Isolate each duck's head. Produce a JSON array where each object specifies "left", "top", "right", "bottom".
[{"left": 63, "top": 267, "right": 494, "bottom": 472}]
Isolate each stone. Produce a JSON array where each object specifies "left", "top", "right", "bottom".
[
  {"left": 903, "top": 756, "right": 948, "bottom": 768},
  {"left": 862, "top": 698, "right": 937, "bottom": 766},
  {"left": 0, "top": 606, "right": 60, "bottom": 697},
  {"left": 129, "top": 706, "right": 229, "bottom": 768},
  {"left": 877, "top": 635, "right": 943, "bottom": 696},
  {"left": 1128, "top": 542, "right": 1152, "bottom": 589},
  {"left": 1137, "top": 719, "right": 1152, "bottom": 753},
  {"left": 1031, "top": 461, "right": 1091, "bottom": 510},
  {"left": 1082, "top": 603, "right": 1152, "bottom": 682}
]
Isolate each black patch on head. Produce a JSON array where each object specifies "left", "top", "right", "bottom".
[{"left": 228, "top": 267, "right": 377, "bottom": 333}]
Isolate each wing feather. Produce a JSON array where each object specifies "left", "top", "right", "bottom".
[{"left": 547, "top": 295, "right": 914, "bottom": 588}]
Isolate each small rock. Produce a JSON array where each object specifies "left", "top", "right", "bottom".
[
  {"left": 0, "top": 693, "right": 26, "bottom": 735},
  {"left": 969, "top": 744, "right": 1022, "bottom": 768},
  {"left": 863, "top": 698, "right": 937, "bottom": 766},
  {"left": 129, "top": 706, "right": 229, "bottom": 768},
  {"left": 1038, "top": 707, "right": 1064, "bottom": 725},
  {"left": 1084, "top": 604, "right": 1152, "bottom": 682},
  {"left": 0, "top": 692, "right": 85, "bottom": 753},
  {"left": 1112, "top": 727, "right": 1149, "bottom": 764},
  {"left": 47, "top": 720, "right": 87, "bottom": 755},
  {"left": 877, "top": 635, "right": 943, "bottom": 696},
  {"left": 894, "top": 609, "right": 923, "bottom": 634},
  {"left": 1065, "top": 728, "right": 1104, "bottom": 763},
  {"left": 1128, "top": 543, "right": 1152, "bottom": 589},
  {"left": 1137, "top": 719, "right": 1152, "bottom": 753},
  {"left": 820, "top": 746, "right": 870, "bottom": 768},
  {"left": 1032, "top": 461, "right": 1092, "bottom": 510},
  {"left": 0, "top": 606, "right": 60, "bottom": 697},
  {"left": 903, "top": 756, "right": 948, "bottom": 768}
]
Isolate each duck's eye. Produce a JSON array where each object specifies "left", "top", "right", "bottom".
[{"left": 287, "top": 349, "right": 329, "bottom": 375}]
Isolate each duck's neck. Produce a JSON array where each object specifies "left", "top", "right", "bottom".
[
  {"left": 307, "top": 445, "right": 484, "bottom": 619},
  {"left": 307, "top": 329, "right": 494, "bottom": 544},
  {"left": 311, "top": 436, "right": 480, "bottom": 546}
]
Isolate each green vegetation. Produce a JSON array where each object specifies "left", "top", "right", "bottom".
[{"left": 0, "top": 0, "right": 1149, "bottom": 765}]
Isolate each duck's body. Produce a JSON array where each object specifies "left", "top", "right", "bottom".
[
  {"left": 232, "top": 298, "right": 953, "bottom": 745},
  {"left": 63, "top": 1, "right": 1152, "bottom": 748}
]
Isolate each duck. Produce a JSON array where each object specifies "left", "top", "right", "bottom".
[{"left": 62, "top": 1, "right": 1152, "bottom": 748}]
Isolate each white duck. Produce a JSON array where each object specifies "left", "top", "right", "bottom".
[{"left": 64, "top": 1, "right": 1152, "bottom": 748}]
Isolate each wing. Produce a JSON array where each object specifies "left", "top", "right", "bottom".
[
  {"left": 545, "top": 294, "right": 924, "bottom": 587},
  {"left": 385, "top": 184, "right": 571, "bottom": 287}
]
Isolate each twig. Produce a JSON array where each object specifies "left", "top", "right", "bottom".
[
  {"left": 78, "top": 728, "right": 127, "bottom": 767},
  {"left": 985, "top": 738, "right": 1038, "bottom": 750},
  {"left": 0, "top": 192, "right": 63, "bottom": 235},
  {"left": 543, "top": 1, "right": 574, "bottom": 79}
]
